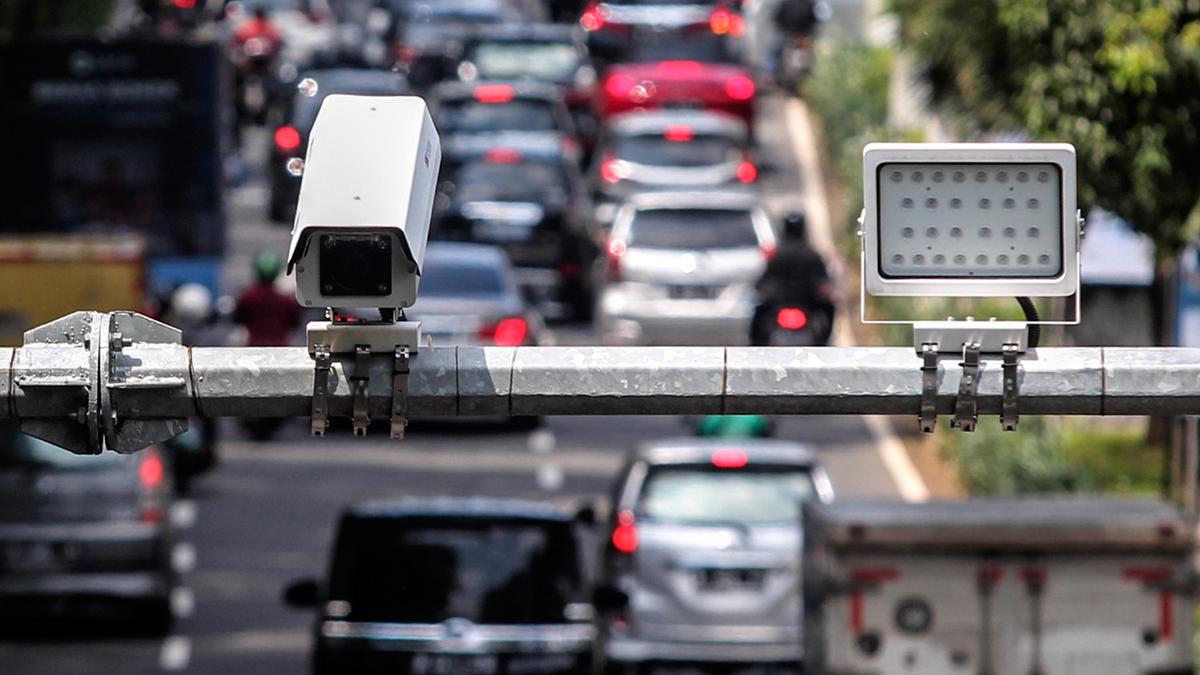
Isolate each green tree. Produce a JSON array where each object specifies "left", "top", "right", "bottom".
[
  {"left": 890, "top": 0, "right": 1200, "bottom": 342},
  {"left": 0, "top": 0, "right": 116, "bottom": 37}
]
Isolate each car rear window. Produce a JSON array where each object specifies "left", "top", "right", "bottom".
[
  {"left": 638, "top": 465, "right": 815, "bottom": 524},
  {"left": 438, "top": 99, "right": 559, "bottom": 133},
  {"left": 472, "top": 42, "right": 579, "bottom": 81},
  {"left": 614, "top": 134, "right": 739, "bottom": 167},
  {"left": 628, "top": 208, "right": 760, "bottom": 249},
  {"left": 329, "top": 517, "right": 581, "bottom": 624},
  {"left": 419, "top": 253, "right": 509, "bottom": 298},
  {"left": 623, "top": 34, "right": 733, "bottom": 63},
  {"left": 453, "top": 161, "right": 568, "bottom": 202},
  {"left": 0, "top": 423, "right": 123, "bottom": 471}
]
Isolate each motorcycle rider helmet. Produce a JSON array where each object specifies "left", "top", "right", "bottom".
[
  {"left": 783, "top": 211, "right": 808, "bottom": 240},
  {"left": 254, "top": 249, "right": 283, "bottom": 284}
]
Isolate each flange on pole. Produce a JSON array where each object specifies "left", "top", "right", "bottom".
[{"left": 857, "top": 142, "right": 1085, "bottom": 433}]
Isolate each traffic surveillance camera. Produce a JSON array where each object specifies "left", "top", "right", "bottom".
[
  {"left": 286, "top": 94, "right": 441, "bottom": 311},
  {"left": 861, "top": 143, "right": 1079, "bottom": 298}
]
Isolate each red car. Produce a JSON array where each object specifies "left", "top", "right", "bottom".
[{"left": 597, "top": 58, "right": 757, "bottom": 128}]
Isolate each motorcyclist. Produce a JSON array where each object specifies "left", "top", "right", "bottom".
[
  {"left": 751, "top": 211, "right": 834, "bottom": 345},
  {"left": 233, "top": 7, "right": 283, "bottom": 53},
  {"left": 771, "top": 0, "right": 819, "bottom": 81},
  {"left": 234, "top": 250, "right": 301, "bottom": 347}
]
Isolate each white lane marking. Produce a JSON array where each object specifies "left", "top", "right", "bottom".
[
  {"left": 784, "top": 95, "right": 931, "bottom": 502},
  {"left": 172, "top": 542, "right": 197, "bottom": 575},
  {"left": 169, "top": 500, "right": 197, "bottom": 530},
  {"left": 528, "top": 428, "right": 557, "bottom": 454},
  {"left": 536, "top": 464, "right": 565, "bottom": 492},
  {"left": 159, "top": 636, "right": 191, "bottom": 671},
  {"left": 863, "top": 414, "right": 930, "bottom": 502},
  {"left": 171, "top": 586, "right": 195, "bottom": 619}
]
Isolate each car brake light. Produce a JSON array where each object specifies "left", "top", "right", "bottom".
[
  {"left": 479, "top": 317, "right": 529, "bottom": 347},
  {"left": 580, "top": 2, "right": 606, "bottom": 31},
  {"left": 174, "top": 0, "right": 196, "bottom": 8},
  {"left": 724, "top": 74, "right": 755, "bottom": 101},
  {"left": 776, "top": 308, "right": 808, "bottom": 330},
  {"left": 485, "top": 148, "right": 522, "bottom": 164},
  {"left": 139, "top": 452, "right": 165, "bottom": 490},
  {"left": 604, "top": 73, "right": 636, "bottom": 99},
  {"left": 600, "top": 155, "right": 625, "bottom": 183},
  {"left": 274, "top": 125, "right": 301, "bottom": 152},
  {"left": 736, "top": 161, "right": 758, "bottom": 183},
  {"left": 711, "top": 447, "right": 748, "bottom": 468},
  {"left": 664, "top": 125, "right": 693, "bottom": 142},
  {"left": 474, "top": 84, "right": 515, "bottom": 103},
  {"left": 394, "top": 44, "right": 421, "bottom": 63},
  {"left": 761, "top": 243, "right": 777, "bottom": 261},
  {"left": 611, "top": 510, "right": 638, "bottom": 554},
  {"left": 606, "top": 238, "right": 626, "bottom": 280},
  {"left": 709, "top": 7, "right": 744, "bottom": 36}
]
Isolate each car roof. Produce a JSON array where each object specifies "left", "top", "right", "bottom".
[
  {"left": 608, "top": 110, "right": 747, "bottom": 139},
  {"left": 347, "top": 496, "right": 571, "bottom": 522},
  {"left": 297, "top": 69, "right": 408, "bottom": 92},
  {"left": 626, "top": 190, "right": 761, "bottom": 210},
  {"left": 443, "top": 133, "right": 565, "bottom": 160},
  {"left": 432, "top": 79, "right": 564, "bottom": 102},
  {"left": 469, "top": 22, "right": 579, "bottom": 44},
  {"left": 424, "top": 241, "right": 510, "bottom": 266},
  {"left": 634, "top": 438, "right": 817, "bottom": 466}
]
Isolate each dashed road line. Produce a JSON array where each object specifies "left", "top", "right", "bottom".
[
  {"left": 172, "top": 542, "right": 197, "bottom": 575},
  {"left": 159, "top": 636, "right": 191, "bottom": 672},
  {"left": 170, "top": 500, "right": 197, "bottom": 530},
  {"left": 171, "top": 586, "right": 195, "bottom": 619}
]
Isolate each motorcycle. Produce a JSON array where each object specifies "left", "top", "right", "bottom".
[
  {"left": 776, "top": 34, "right": 815, "bottom": 92},
  {"left": 754, "top": 304, "right": 831, "bottom": 346},
  {"left": 235, "top": 36, "right": 281, "bottom": 126}
]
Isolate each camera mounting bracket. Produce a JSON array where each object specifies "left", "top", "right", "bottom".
[
  {"left": 307, "top": 319, "right": 420, "bottom": 439},
  {"left": 914, "top": 321, "right": 1026, "bottom": 434}
]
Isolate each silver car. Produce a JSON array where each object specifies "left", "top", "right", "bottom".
[
  {"left": 596, "top": 192, "right": 776, "bottom": 346},
  {"left": 598, "top": 439, "right": 834, "bottom": 673}
]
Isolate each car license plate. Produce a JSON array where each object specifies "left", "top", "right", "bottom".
[
  {"left": 410, "top": 653, "right": 498, "bottom": 675},
  {"left": 668, "top": 285, "right": 719, "bottom": 300},
  {"left": 696, "top": 568, "right": 765, "bottom": 592},
  {"left": 2, "top": 541, "right": 58, "bottom": 572},
  {"left": 473, "top": 221, "right": 535, "bottom": 243}
]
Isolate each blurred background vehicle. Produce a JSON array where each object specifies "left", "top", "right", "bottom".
[
  {"left": 580, "top": 0, "right": 742, "bottom": 63},
  {"left": 596, "top": 192, "right": 776, "bottom": 346},
  {"left": 598, "top": 438, "right": 833, "bottom": 674},
  {"left": 268, "top": 67, "right": 409, "bottom": 222},
  {"left": 284, "top": 497, "right": 597, "bottom": 675},
  {"left": 429, "top": 80, "right": 584, "bottom": 165},
  {"left": 590, "top": 109, "right": 757, "bottom": 227},
  {"left": 0, "top": 424, "right": 176, "bottom": 634},
  {"left": 751, "top": 211, "right": 834, "bottom": 347},
  {"left": 433, "top": 144, "right": 597, "bottom": 320}
]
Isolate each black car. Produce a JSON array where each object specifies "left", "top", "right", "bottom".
[
  {"left": 285, "top": 497, "right": 597, "bottom": 675},
  {"left": 0, "top": 424, "right": 176, "bottom": 633},
  {"left": 432, "top": 146, "right": 596, "bottom": 320},
  {"left": 428, "top": 80, "right": 583, "bottom": 165},
  {"left": 386, "top": 0, "right": 545, "bottom": 90},
  {"left": 268, "top": 68, "right": 408, "bottom": 222}
]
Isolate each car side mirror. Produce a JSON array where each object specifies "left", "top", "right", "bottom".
[
  {"left": 283, "top": 577, "right": 320, "bottom": 609},
  {"left": 592, "top": 585, "right": 629, "bottom": 612}
]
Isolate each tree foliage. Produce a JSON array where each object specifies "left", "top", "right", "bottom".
[
  {"left": 0, "top": 0, "right": 116, "bottom": 37},
  {"left": 890, "top": 0, "right": 1200, "bottom": 262}
]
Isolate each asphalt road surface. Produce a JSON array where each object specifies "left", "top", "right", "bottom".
[{"left": 0, "top": 93, "right": 901, "bottom": 675}]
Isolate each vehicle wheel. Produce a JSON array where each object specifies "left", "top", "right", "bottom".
[{"left": 132, "top": 597, "right": 174, "bottom": 637}]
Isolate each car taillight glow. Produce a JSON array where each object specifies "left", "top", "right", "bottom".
[
  {"left": 604, "top": 73, "right": 637, "bottom": 99},
  {"left": 274, "top": 125, "right": 301, "bottom": 152},
  {"left": 607, "top": 238, "right": 626, "bottom": 280},
  {"left": 724, "top": 74, "right": 755, "bottom": 101},
  {"left": 611, "top": 510, "right": 638, "bottom": 554},
  {"left": 761, "top": 243, "right": 777, "bottom": 261},
  {"left": 736, "top": 161, "right": 758, "bottom": 183},
  {"left": 776, "top": 308, "right": 809, "bottom": 330},
  {"left": 139, "top": 453, "right": 164, "bottom": 489},
  {"left": 709, "top": 8, "right": 744, "bottom": 36},
  {"left": 580, "top": 2, "right": 606, "bottom": 31},
  {"left": 711, "top": 447, "right": 748, "bottom": 468},
  {"left": 600, "top": 155, "right": 625, "bottom": 183},
  {"left": 664, "top": 125, "right": 694, "bottom": 142},
  {"left": 175, "top": 0, "right": 196, "bottom": 8},
  {"left": 393, "top": 44, "right": 421, "bottom": 63},
  {"left": 480, "top": 317, "right": 529, "bottom": 347},
  {"left": 657, "top": 60, "right": 703, "bottom": 77},
  {"left": 474, "top": 84, "right": 515, "bottom": 103},
  {"left": 485, "top": 148, "right": 522, "bottom": 164}
]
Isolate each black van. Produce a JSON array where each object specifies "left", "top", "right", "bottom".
[{"left": 285, "top": 497, "right": 596, "bottom": 675}]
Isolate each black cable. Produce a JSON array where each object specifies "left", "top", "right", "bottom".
[{"left": 1017, "top": 296, "right": 1040, "bottom": 349}]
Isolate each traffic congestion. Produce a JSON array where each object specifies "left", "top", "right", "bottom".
[{"left": 2, "top": 1, "right": 1193, "bottom": 675}]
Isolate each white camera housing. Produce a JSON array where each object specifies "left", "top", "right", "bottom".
[
  {"left": 862, "top": 142, "right": 1079, "bottom": 298},
  {"left": 286, "top": 95, "right": 441, "bottom": 310}
]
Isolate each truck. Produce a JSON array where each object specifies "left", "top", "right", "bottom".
[{"left": 802, "top": 498, "right": 1195, "bottom": 675}]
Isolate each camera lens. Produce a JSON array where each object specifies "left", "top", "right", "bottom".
[{"left": 318, "top": 233, "right": 392, "bottom": 297}]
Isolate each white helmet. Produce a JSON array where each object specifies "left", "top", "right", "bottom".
[{"left": 170, "top": 283, "right": 214, "bottom": 325}]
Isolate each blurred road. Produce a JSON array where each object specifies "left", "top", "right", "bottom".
[{"left": 0, "top": 93, "right": 901, "bottom": 674}]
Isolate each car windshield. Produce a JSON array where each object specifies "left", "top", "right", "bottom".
[
  {"left": 456, "top": 161, "right": 565, "bottom": 194},
  {"left": 614, "top": 134, "right": 739, "bottom": 167},
  {"left": 623, "top": 35, "right": 733, "bottom": 63},
  {"left": 329, "top": 517, "right": 581, "bottom": 623},
  {"left": 419, "top": 252, "right": 509, "bottom": 298},
  {"left": 628, "top": 208, "right": 759, "bottom": 249},
  {"left": 438, "top": 99, "right": 559, "bottom": 133},
  {"left": 0, "top": 423, "right": 123, "bottom": 471},
  {"left": 472, "top": 42, "right": 579, "bottom": 81},
  {"left": 638, "top": 465, "right": 815, "bottom": 524}
]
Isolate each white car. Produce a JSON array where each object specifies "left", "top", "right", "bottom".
[{"left": 596, "top": 192, "right": 777, "bottom": 346}]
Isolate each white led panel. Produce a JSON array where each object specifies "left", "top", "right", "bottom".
[{"left": 862, "top": 143, "right": 1079, "bottom": 297}]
